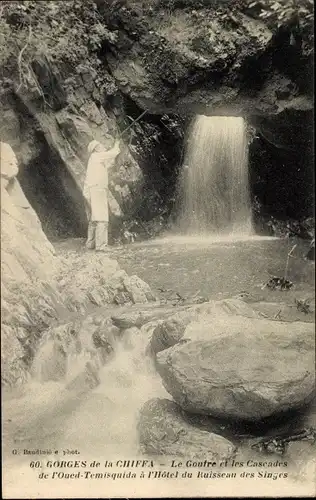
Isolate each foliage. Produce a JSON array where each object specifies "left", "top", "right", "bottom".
[
  {"left": 243, "top": 0, "right": 314, "bottom": 54},
  {"left": 120, "top": 0, "right": 313, "bottom": 59},
  {"left": 1, "top": 0, "right": 312, "bottom": 82},
  {"left": 244, "top": 0, "right": 314, "bottom": 26},
  {"left": 140, "top": 0, "right": 314, "bottom": 25},
  {"left": 0, "top": 1, "right": 117, "bottom": 80}
]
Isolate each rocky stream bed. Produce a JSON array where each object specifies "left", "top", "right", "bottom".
[{"left": 2, "top": 235, "right": 315, "bottom": 496}]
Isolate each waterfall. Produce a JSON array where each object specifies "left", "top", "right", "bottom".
[{"left": 177, "top": 115, "right": 253, "bottom": 235}]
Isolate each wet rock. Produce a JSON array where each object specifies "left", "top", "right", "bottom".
[
  {"left": 1, "top": 143, "right": 60, "bottom": 385},
  {"left": 139, "top": 320, "right": 162, "bottom": 358},
  {"left": 94, "top": 318, "right": 120, "bottom": 345},
  {"left": 76, "top": 316, "right": 117, "bottom": 365},
  {"left": 1, "top": 325, "right": 29, "bottom": 386},
  {"left": 251, "top": 301, "right": 315, "bottom": 323},
  {"left": 149, "top": 316, "right": 188, "bottom": 355},
  {"left": 32, "top": 339, "right": 67, "bottom": 383},
  {"left": 123, "top": 275, "right": 156, "bottom": 304},
  {"left": 65, "top": 360, "right": 100, "bottom": 396},
  {"left": 138, "top": 398, "right": 235, "bottom": 460},
  {"left": 156, "top": 319, "right": 315, "bottom": 421},
  {"left": 111, "top": 310, "right": 154, "bottom": 330},
  {"left": 113, "top": 291, "right": 133, "bottom": 306},
  {"left": 192, "top": 298, "right": 263, "bottom": 319}
]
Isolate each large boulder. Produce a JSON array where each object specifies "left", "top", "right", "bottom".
[
  {"left": 192, "top": 298, "right": 264, "bottom": 319},
  {"left": 138, "top": 398, "right": 235, "bottom": 460},
  {"left": 156, "top": 318, "right": 315, "bottom": 421},
  {"left": 146, "top": 298, "right": 265, "bottom": 356}
]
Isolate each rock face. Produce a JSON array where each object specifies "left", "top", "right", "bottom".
[
  {"left": 0, "top": 83, "right": 147, "bottom": 241},
  {"left": 156, "top": 317, "right": 315, "bottom": 421},
  {"left": 100, "top": 1, "right": 313, "bottom": 117},
  {"left": 0, "top": 1, "right": 313, "bottom": 232},
  {"left": 1, "top": 142, "right": 156, "bottom": 385},
  {"left": 1, "top": 142, "right": 59, "bottom": 385},
  {"left": 138, "top": 398, "right": 235, "bottom": 460},
  {"left": 1, "top": 142, "right": 57, "bottom": 283},
  {"left": 100, "top": 1, "right": 313, "bottom": 225}
]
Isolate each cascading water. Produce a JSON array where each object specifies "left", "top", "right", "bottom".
[
  {"left": 177, "top": 115, "right": 253, "bottom": 235},
  {"left": 3, "top": 325, "right": 169, "bottom": 461}
]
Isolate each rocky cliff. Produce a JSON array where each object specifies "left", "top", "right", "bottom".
[
  {"left": 0, "top": 0, "right": 314, "bottom": 237},
  {"left": 98, "top": 0, "right": 313, "bottom": 117}
]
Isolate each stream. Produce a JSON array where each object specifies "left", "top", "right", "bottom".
[
  {"left": 2, "top": 235, "right": 315, "bottom": 497},
  {"left": 57, "top": 234, "right": 315, "bottom": 301}
]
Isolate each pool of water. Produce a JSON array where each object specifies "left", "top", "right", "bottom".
[{"left": 108, "top": 235, "right": 314, "bottom": 303}]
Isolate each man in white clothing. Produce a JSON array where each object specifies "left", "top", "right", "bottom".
[{"left": 83, "top": 139, "right": 120, "bottom": 251}]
